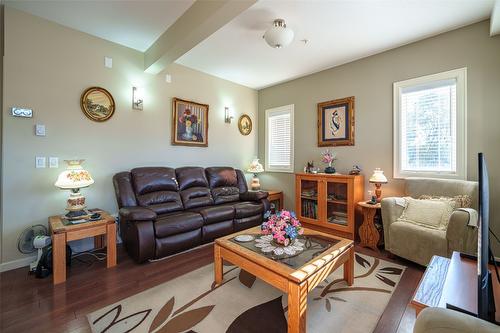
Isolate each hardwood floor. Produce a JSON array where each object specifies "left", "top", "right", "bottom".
[{"left": 0, "top": 243, "right": 424, "bottom": 333}]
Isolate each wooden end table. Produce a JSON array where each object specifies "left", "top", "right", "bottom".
[
  {"left": 267, "top": 190, "right": 284, "bottom": 210},
  {"left": 48, "top": 210, "right": 117, "bottom": 285},
  {"left": 357, "top": 202, "right": 381, "bottom": 252},
  {"left": 214, "top": 226, "right": 354, "bottom": 333}
]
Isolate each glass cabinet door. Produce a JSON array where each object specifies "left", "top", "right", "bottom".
[
  {"left": 298, "top": 178, "right": 319, "bottom": 221},
  {"left": 325, "top": 181, "right": 349, "bottom": 229}
]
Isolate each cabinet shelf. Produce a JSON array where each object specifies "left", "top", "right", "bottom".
[{"left": 295, "top": 173, "right": 364, "bottom": 240}]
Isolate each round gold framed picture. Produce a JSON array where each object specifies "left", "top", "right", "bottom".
[
  {"left": 80, "top": 87, "right": 115, "bottom": 122},
  {"left": 238, "top": 114, "right": 252, "bottom": 136}
]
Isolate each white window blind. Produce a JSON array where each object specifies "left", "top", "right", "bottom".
[
  {"left": 265, "top": 105, "right": 294, "bottom": 172},
  {"left": 394, "top": 68, "right": 466, "bottom": 179}
]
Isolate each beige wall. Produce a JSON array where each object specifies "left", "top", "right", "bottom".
[
  {"left": 1, "top": 8, "right": 258, "bottom": 265},
  {"left": 258, "top": 21, "right": 500, "bottom": 253}
]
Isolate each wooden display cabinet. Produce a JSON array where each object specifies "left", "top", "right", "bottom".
[{"left": 295, "top": 173, "right": 364, "bottom": 239}]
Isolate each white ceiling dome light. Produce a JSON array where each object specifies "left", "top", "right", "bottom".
[{"left": 263, "top": 18, "right": 294, "bottom": 49}]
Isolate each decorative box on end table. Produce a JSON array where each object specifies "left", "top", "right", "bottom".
[
  {"left": 357, "top": 202, "right": 382, "bottom": 252},
  {"left": 48, "top": 210, "right": 117, "bottom": 285}
]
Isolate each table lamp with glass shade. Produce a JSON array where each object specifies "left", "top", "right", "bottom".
[
  {"left": 369, "top": 168, "right": 388, "bottom": 203},
  {"left": 247, "top": 158, "right": 264, "bottom": 190},
  {"left": 55, "top": 160, "right": 94, "bottom": 219}
]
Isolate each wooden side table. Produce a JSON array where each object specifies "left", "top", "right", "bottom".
[
  {"left": 357, "top": 202, "right": 381, "bottom": 252},
  {"left": 266, "top": 190, "right": 283, "bottom": 211},
  {"left": 48, "top": 210, "right": 117, "bottom": 285}
]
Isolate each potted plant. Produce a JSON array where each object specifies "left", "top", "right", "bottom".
[
  {"left": 261, "top": 210, "right": 303, "bottom": 246},
  {"left": 322, "top": 149, "right": 337, "bottom": 174}
]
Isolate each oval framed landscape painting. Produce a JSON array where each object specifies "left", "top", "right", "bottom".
[
  {"left": 238, "top": 114, "right": 252, "bottom": 136},
  {"left": 80, "top": 87, "right": 115, "bottom": 122}
]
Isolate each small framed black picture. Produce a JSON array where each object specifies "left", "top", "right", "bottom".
[{"left": 317, "top": 96, "right": 355, "bottom": 147}]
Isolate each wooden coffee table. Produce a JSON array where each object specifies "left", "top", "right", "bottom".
[{"left": 214, "top": 226, "right": 354, "bottom": 333}]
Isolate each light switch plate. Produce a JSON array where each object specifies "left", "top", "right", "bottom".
[
  {"left": 49, "top": 157, "right": 58, "bottom": 168},
  {"left": 165, "top": 74, "right": 172, "bottom": 83},
  {"left": 35, "top": 124, "right": 46, "bottom": 136},
  {"left": 35, "top": 157, "right": 46, "bottom": 168},
  {"left": 104, "top": 56, "right": 113, "bottom": 68}
]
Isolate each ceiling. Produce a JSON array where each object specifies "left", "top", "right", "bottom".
[
  {"left": 6, "top": 0, "right": 496, "bottom": 89},
  {"left": 5, "top": 0, "right": 195, "bottom": 52},
  {"left": 177, "top": 0, "right": 495, "bottom": 89}
]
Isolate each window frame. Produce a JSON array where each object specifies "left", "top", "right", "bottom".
[
  {"left": 393, "top": 68, "right": 467, "bottom": 180},
  {"left": 265, "top": 104, "right": 295, "bottom": 173}
]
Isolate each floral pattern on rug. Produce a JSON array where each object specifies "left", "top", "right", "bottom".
[{"left": 88, "top": 253, "right": 405, "bottom": 333}]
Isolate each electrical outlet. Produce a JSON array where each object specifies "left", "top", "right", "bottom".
[
  {"left": 35, "top": 124, "right": 46, "bottom": 136},
  {"left": 49, "top": 157, "right": 58, "bottom": 168},
  {"left": 35, "top": 157, "right": 46, "bottom": 168}
]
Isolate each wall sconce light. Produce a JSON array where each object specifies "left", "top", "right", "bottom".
[
  {"left": 132, "top": 87, "right": 143, "bottom": 110},
  {"left": 224, "top": 107, "right": 234, "bottom": 123}
]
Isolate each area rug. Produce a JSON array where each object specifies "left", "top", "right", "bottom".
[{"left": 88, "top": 253, "right": 405, "bottom": 333}]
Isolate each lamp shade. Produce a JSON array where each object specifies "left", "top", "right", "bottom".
[
  {"left": 247, "top": 158, "right": 264, "bottom": 173},
  {"left": 369, "top": 168, "right": 388, "bottom": 184},
  {"left": 55, "top": 160, "right": 94, "bottom": 189},
  {"left": 263, "top": 19, "right": 294, "bottom": 48}
]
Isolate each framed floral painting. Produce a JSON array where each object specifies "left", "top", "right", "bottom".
[
  {"left": 317, "top": 96, "right": 355, "bottom": 147},
  {"left": 172, "top": 98, "right": 209, "bottom": 147}
]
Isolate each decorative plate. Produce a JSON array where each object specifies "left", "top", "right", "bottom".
[
  {"left": 80, "top": 87, "right": 115, "bottom": 122},
  {"left": 234, "top": 234, "right": 255, "bottom": 242},
  {"left": 238, "top": 114, "right": 252, "bottom": 136}
]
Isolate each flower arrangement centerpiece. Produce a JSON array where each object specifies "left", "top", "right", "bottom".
[
  {"left": 257, "top": 210, "right": 305, "bottom": 256},
  {"left": 261, "top": 210, "right": 304, "bottom": 246},
  {"left": 321, "top": 149, "right": 337, "bottom": 174},
  {"left": 179, "top": 109, "right": 198, "bottom": 141}
]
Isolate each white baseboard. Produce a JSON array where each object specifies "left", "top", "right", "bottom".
[{"left": 0, "top": 255, "right": 36, "bottom": 272}]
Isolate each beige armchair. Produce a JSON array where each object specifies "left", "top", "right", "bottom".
[
  {"left": 413, "top": 307, "right": 498, "bottom": 333},
  {"left": 381, "top": 178, "right": 478, "bottom": 266}
]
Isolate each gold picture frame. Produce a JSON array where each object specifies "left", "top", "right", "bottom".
[
  {"left": 317, "top": 96, "right": 355, "bottom": 147},
  {"left": 80, "top": 87, "right": 115, "bottom": 122},
  {"left": 238, "top": 114, "right": 252, "bottom": 136},
  {"left": 172, "top": 98, "right": 209, "bottom": 147}
]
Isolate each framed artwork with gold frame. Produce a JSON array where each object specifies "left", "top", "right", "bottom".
[
  {"left": 317, "top": 96, "right": 355, "bottom": 146},
  {"left": 238, "top": 114, "right": 252, "bottom": 136},
  {"left": 172, "top": 98, "right": 209, "bottom": 147},
  {"left": 80, "top": 87, "right": 115, "bottom": 122}
]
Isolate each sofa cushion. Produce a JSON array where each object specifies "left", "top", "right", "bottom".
[
  {"left": 180, "top": 187, "right": 213, "bottom": 209},
  {"left": 234, "top": 215, "right": 262, "bottom": 232},
  {"left": 390, "top": 221, "right": 447, "bottom": 266},
  {"left": 202, "top": 221, "right": 233, "bottom": 243},
  {"left": 398, "top": 197, "right": 456, "bottom": 230},
  {"left": 233, "top": 201, "right": 264, "bottom": 218},
  {"left": 176, "top": 167, "right": 209, "bottom": 190},
  {"left": 206, "top": 167, "right": 241, "bottom": 204},
  {"left": 136, "top": 191, "right": 183, "bottom": 215},
  {"left": 131, "top": 167, "right": 178, "bottom": 195},
  {"left": 155, "top": 229, "right": 202, "bottom": 258},
  {"left": 154, "top": 212, "right": 203, "bottom": 238},
  {"left": 191, "top": 205, "right": 235, "bottom": 225}
]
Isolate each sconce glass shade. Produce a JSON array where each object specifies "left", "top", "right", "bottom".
[
  {"left": 247, "top": 158, "right": 264, "bottom": 174},
  {"left": 369, "top": 168, "right": 388, "bottom": 184},
  {"left": 132, "top": 86, "right": 143, "bottom": 110},
  {"left": 224, "top": 107, "right": 234, "bottom": 123},
  {"left": 55, "top": 160, "right": 94, "bottom": 189}
]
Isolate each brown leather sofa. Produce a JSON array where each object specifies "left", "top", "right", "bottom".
[{"left": 113, "top": 166, "right": 270, "bottom": 262}]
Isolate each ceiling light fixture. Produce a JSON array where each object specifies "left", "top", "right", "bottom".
[{"left": 263, "top": 18, "right": 294, "bottom": 49}]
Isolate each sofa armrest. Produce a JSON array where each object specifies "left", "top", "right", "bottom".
[
  {"left": 240, "top": 191, "right": 269, "bottom": 202},
  {"left": 119, "top": 206, "right": 157, "bottom": 221},
  {"left": 381, "top": 197, "right": 405, "bottom": 252},
  {"left": 446, "top": 209, "right": 478, "bottom": 256},
  {"left": 414, "top": 307, "right": 498, "bottom": 333}
]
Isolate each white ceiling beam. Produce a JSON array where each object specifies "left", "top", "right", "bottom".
[
  {"left": 491, "top": 0, "right": 500, "bottom": 36},
  {"left": 144, "top": 0, "right": 256, "bottom": 74}
]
